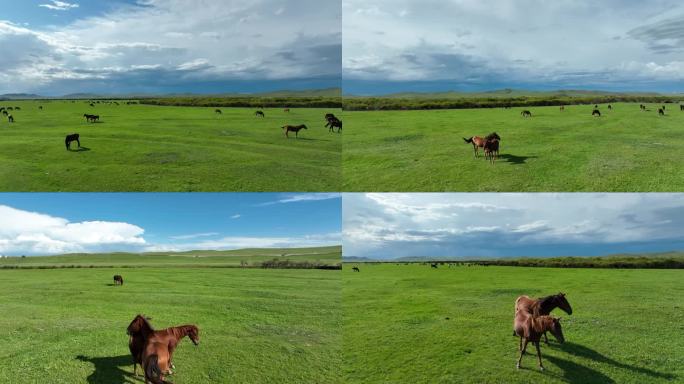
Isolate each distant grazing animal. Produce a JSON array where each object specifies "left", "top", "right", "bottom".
[
  {"left": 83, "top": 114, "right": 99, "bottom": 123},
  {"left": 594, "top": 104, "right": 598, "bottom": 108},
  {"left": 352, "top": 267, "right": 360, "bottom": 272},
  {"left": 521, "top": 110, "right": 532, "bottom": 117},
  {"left": 327, "top": 117, "right": 342, "bottom": 133},
  {"left": 515, "top": 293, "right": 572, "bottom": 344},
  {"left": 680, "top": 105, "right": 684, "bottom": 111},
  {"left": 7, "top": 107, "right": 12, "bottom": 111},
  {"left": 255, "top": 110, "right": 265, "bottom": 117},
  {"left": 39, "top": 106, "right": 43, "bottom": 110},
  {"left": 143, "top": 324, "right": 200, "bottom": 384},
  {"left": 431, "top": 263, "right": 438, "bottom": 269},
  {"left": 662, "top": 105, "right": 666, "bottom": 110},
  {"left": 463, "top": 132, "right": 500, "bottom": 158},
  {"left": 659, "top": 108, "right": 665, "bottom": 116},
  {"left": 89, "top": 103, "right": 95, "bottom": 107},
  {"left": 282, "top": 124, "right": 307, "bottom": 138},
  {"left": 283, "top": 108, "right": 290, "bottom": 113},
  {"left": 14, "top": 107, "right": 20, "bottom": 110},
  {"left": 483, "top": 137, "right": 499, "bottom": 164},
  {"left": 592, "top": 109, "right": 601, "bottom": 117},
  {"left": 7, "top": 115, "right": 14, "bottom": 123},
  {"left": 1, "top": 111, "right": 6, "bottom": 116},
  {"left": 113, "top": 275, "right": 124, "bottom": 285},
  {"left": 514, "top": 312, "right": 564, "bottom": 371},
  {"left": 559, "top": 105, "right": 565, "bottom": 111},
  {"left": 65, "top": 133, "right": 81, "bottom": 150},
  {"left": 640, "top": 104, "right": 646, "bottom": 111},
  {"left": 214, "top": 109, "right": 222, "bottom": 114},
  {"left": 608, "top": 104, "right": 612, "bottom": 110}
]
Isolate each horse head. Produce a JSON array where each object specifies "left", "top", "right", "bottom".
[
  {"left": 127, "top": 314, "right": 153, "bottom": 336},
  {"left": 555, "top": 293, "right": 572, "bottom": 315},
  {"left": 184, "top": 325, "right": 200, "bottom": 346},
  {"left": 548, "top": 317, "right": 565, "bottom": 344}
]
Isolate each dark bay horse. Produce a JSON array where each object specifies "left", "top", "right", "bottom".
[
  {"left": 592, "top": 109, "right": 601, "bottom": 117},
  {"left": 143, "top": 325, "right": 200, "bottom": 384},
  {"left": 65, "top": 134, "right": 81, "bottom": 150},
  {"left": 680, "top": 105, "right": 683, "bottom": 111},
  {"left": 214, "top": 109, "right": 222, "bottom": 114},
  {"left": 352, "top": 267, "right": 360, "bottom": 272},
  {"left": 113, "top": 275, "right": 124, "bottom": 285},
  {"left": 521, "top": 110, "right": 532, "bottom": 117},
  {"left": 327, "top": 117, "right": 342, "bottom": 133},
  {"left": 282, "top": 124, "right": 307, "bottom": 138},
  {"left": 127, "top": 315, "right": 154, "bottom": 377},
  {"left": 514, "top": 312, "right": 564, "bottom": 371},
  {"left": 284, "top": 108, "right": 290, "bottom": 113},
  {"left": 8, "top": 115, "right": 14, "bottom": 123},
  {"left": 515, "top": 293, "right": 572, "bottom": 343},
  {"left": 659, "top": 108, "right": 665, "bottom": 116},
  {"left": 484, "top": 138, "right": 499, "bottom": 164},
  {"left": 255, "top": 110, "right": 265, "bottom": 117}
]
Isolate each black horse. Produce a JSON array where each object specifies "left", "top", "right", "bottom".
[
  {"left": 521, "top": 110, "right": 532, "bottom": 117},
  {"left": 83, "top": 114, "right": 99, "bottom": 123},
  {"left": 255, "top": 110, "right": 265, "bottom": 117},
  {"left": 215, "top": 109, "right": 222, "bottom": 114},
  {"left": 352, "top": 267, "right": 360, "bottom": 272},
  {"left": 659, "top": 108, "right": 665, "bottom": 116},
  {"left": 65, "top": 133, "right": 81, "bottom": 150},
  {"left": 327, "top": 117, "right": 342, "bottom": 133},
  {"left": 592, "top": 109, "right": 601, "bottom": 117},
  {"left": 7, "top": 115, "right": 14, "bottom": 123},
  {"left": 113, "top": 275, "right": 124, "bottom": 285}
]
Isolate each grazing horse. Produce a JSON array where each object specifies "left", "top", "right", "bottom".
[
  {"left": 592, "top": 109, "right": 601, "bottom": 117},
  {"left": 640, "top": 104, "right": 646, "bottom": 111},
  {"left": 1, "top": 110, "right": 6, "bottom": 116},
  {"left": 515, "top": 293, "right": 572, "bottom": 344},
  {"left": 65, "top": 133, "right": 81, "bottom": 150},
  {"left": 89, "top": 103, "right": 95, "bottom": 107},
  {"left": 143, "top": 325, "right": 200, "bottom": 384},
  {"left": 83, "top": 114, "right": 99, "bottom": 123},
  {"left": 352, "top": 267, "right": 360, "bottom": 272},
  {"left": 283, "top": 108, "right": 290, "bottom": 113},
  {"left": 521, "top": 110, "right": 532, "bottom": 117},
  {"left": 327, "top": 117, "right": 342, "bottom": 133},
  {"left": 282, "top": 124, "right": 307, "bottom": 138},
  {"left": 659, "top": 108, "right": 665, "bottom": 116},
  {"left": 255, "top": 110, "right": 265, "bottom": 117},
  {"left": 431, "top": 263, "right": 438, "bottom": 269},
  {"left": 484, "top": 138, "right": 499, "bottom": 164},
  {"left": 680, "top": 105, "right": 684, "bottom": 111},
  {"left": 559, "top": 105, "right": 565, "bottom": 111},
  {"left": 463, "top": 132, "right": 500, "bottom": 158},
  {"left": 113, "top": 275, "right": 124, "bottom": 285},
  {"left": 127, "top": 315, "right": 154, "bottom": 377},
  {"left": 214, "top": 109, "right": 222, "bottom": 114},
  {"left": 7, "top": 115, "right": 14, "bottom": 123},
  {"left": 39, "top": 106, "right": 43, "bottom": 110},
  {"left": 608, "top": 104, "right": 612, "bottom": 110},
  {"left": 514, "top": 312, "right": 564, "bottom": 371}
]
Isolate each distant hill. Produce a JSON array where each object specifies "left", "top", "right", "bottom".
[
  {"left": 0, "top": 88, "right": 341, "bottom": 100},
  {"left": 345, "top": 88, "right": 675, "bottom": 99}
]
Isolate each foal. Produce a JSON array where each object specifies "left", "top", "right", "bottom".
[
  {"left": 127, "top": 315, "right": 154, "bottom": 377},
  {"left": 515, "top": 293, "right": 572, "bottom": 344},
  {"left": 143, "top": 325, "right": 200, "bottom": 383},
  {"left": 282, "top": 124, "right": 307, "bottom": 138},
  {"left": 514, "top": 312, "right": 564, "bottom": 371}
]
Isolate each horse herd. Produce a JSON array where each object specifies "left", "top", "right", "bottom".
[
  {"left": 462, "top": 103, "right": 682, "bottom": 163},
  {"left": 0, "top": 106, "right": 20, "bottom": 123},
  {"left": 127, "top": 314, "right": 200, "bottom": 384}
]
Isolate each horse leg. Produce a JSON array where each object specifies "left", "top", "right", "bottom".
[
  {"left": 535, "top": 342, "right": 544, "bottom": 371},
  {"left": 517, "top": 339, "right": 528, "bottom": 369},
  {"left": 543, "top": 331, "right": 549, "bottom": 345},
  {"left": 77, "top": 139, "right": 81, "bottom": 148}
]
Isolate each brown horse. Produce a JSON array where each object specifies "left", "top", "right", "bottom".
[
  {"left": 284, "top": 108, "right": 290, "bottom": 113},
  {"left": 484, "top": 138, "right": 499, "bottom": 164},
  {"left": 514, "top": 312, "right": 564, "bottom": 371},
  {"left": 127, "top": 315, "right": 155, "bottom": 377},
  {"left": 113, "top": 275, "right": 124, "bottom": 285},
  {"left": 463, "top": 132, "right": 500, "bottom": 158},
  {"left": 559, "top": 105, "right": 565, "bottom": 111},
  {"left": 282, "top": 124, "right": 307, "bottom": 138},
  {"left": 515, "top": 293, "right": 572, "bottom": 343},
  {"left": 143, "top": 325, "right": 200, "bottom": 384},
  {"left": 255, "top": 110, "right": 265, "bottom": 117}
]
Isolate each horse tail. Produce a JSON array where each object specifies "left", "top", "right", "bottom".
[
  {"left": 144, "top": 355, "right": 168, "bottom": 384},
  {"left": 463, "top": 137, "right": 473, "bottom": 144}
]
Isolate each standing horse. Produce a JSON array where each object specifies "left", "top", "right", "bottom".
[
  {"left": 514, "top": 312, "right": 564, "bottom": 371},
  {"left": 431, "top": 263, "right": 438, "bottom": 269},
  {"left": 113, "top": 275, "right": 124, "bottom": 285},
  {"left": 659, "top": 108, "right": 665, "bottom": 116},
  {"left": 515, "top": 293, "right": 572, "bottom": 344},
  {"left": 143, "top": 325, "right": 200, "bottom": 384},
  {"left": 592, "top": 109, "right": 601, "bottom": 117},
  {"left": 608, "top": 104, "right": 613, "bottom": 110},
  {"left": 284, "top": 108, "right": 290, "bottom": 113},
  {"left": 127, "top": 315, "right": 154, "bottom": 377},
  {"left": 463, "top": 132, "right": 500, "bottom": 158},
  {"left": 327, "top": 117, "right": 342, "bottom": 133},
  {"left": 282, "top": 124, "right": 307, "bottom": 138},
  {"left": 559, "top": 105, "right": 565, "bottom": 111},
  {"left": 521, "top": 110, "right": 532, "bottom": 117},
  {"left": 255, "top": 110, "right": 265, "bottom": 117},
  {"left": 214, "top": 109, "right": 222, "bottom": 114},
  {"left": 484, "top": 138, "right": 499, "bottom": 164},
  {"left": 65, "top": 133, "right": 81, "bottom": 150},
  {"left": 7, "top": 115, "right": 14, "bottom": 123},
  {"left": 680, "top": 105, "right": 683, "bottom": 111},
  {"left": 352, "top": 267, "right": 360, "bottom": 272}
]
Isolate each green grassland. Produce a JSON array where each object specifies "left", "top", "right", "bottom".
[
  {"left": 0, "top": 100, "right": 341, "bottom": 191},
  {"left": 0, "top": 250, "right": 341, "bottom": 383},
  {"left": 343, "top": 264, "right": 684, "bottom": 383},
  {"left": 342, "top": 102, "right": 684, "bottom": 191},
  {"left": 0, "top": 246, "right": 342, "bottom": 268}
]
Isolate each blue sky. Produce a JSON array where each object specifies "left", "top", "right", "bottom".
[
  {"left": 0, "top": 0, "right": 341, "bottom": 95},
  {"left": 343, "top": 0, "right": 684, "bottom": 95},
  {"left": 0, "top": 193, "right": 340, "bottom": 256},
  {"left": 343, "top": 193, "right": 684, "bottom": 259}
]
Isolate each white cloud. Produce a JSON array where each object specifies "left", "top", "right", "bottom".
[
  {"left": 146, "top": 232, "right": 341, "bottom": 252},
  {"left": 168, "top": 232, "right": 219, "bottom": 240},
  {"left": 230, "top": 214, "right": 241, "bottom": 219},
  {"left": 0, "top": 205, "right": 145, "bottom": 255},
  {"left": 39, "top": 1, "right": 79, "bottom": 11},
  {"left": 258, "top": 193, "right": 341, "bottom": 206}
]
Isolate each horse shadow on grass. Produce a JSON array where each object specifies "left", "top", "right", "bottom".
[
  {"left": 550, "top": 342, "right": 675, "bottom": 381},
  {"left": 68, "top": 146, "right": 91, "bottom": 152},
  {"left": 541, "top": 354, "right": 616, "bottom": 384},
  {"left": 76, "top": 354, "right": 138, "bottom": 384},
  {"left": 498, "top": 153, "right": 537, "bottom": 165}
]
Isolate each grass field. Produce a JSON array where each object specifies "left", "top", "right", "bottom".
[
  {"left": 342, "top": 103, "right": 684, "bottom": 191},
  {"left": 0, "top": 253, "right": 341, "bottom": 383},
  {"left": 343, "top": 264, "right": 684, "bottom": 383},
  {"left": 0, "top": 100, "right": 341, "bottom": 191}
]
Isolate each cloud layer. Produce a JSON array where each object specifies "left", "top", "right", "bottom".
[
  {"left": 343, "top": 194, "right": 684, "bottom": 259},
  {"left": 343, "top": 0, "right": 684, "bottom": 93},
  {"left": 1, "top": 0, "right": 341, "bottom": 94}
]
